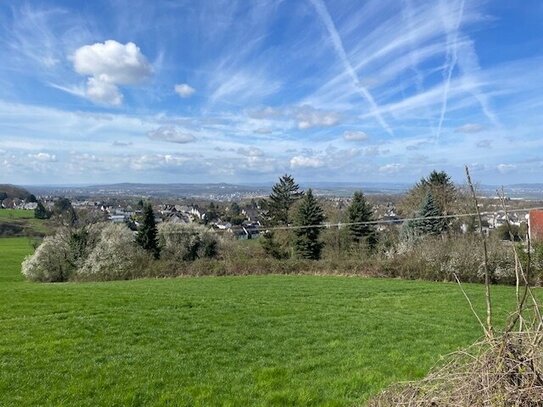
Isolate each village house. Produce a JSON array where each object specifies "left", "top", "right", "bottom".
[{"left": 528, "top": 209, "right": 543, "bottom": 242}]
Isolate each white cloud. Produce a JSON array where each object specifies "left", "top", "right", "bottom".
[
  {"left": 237, "top": 147, "right": 264, "bottom": 157},
  {"left": 112, "top": 141, "right": 133, "bottom": 147},
  {"left": 343, "top": 130, "right": 368, "bottom": 141},
  {"left": 497, "top": 163, "right": 516, "bottom": 174},
  {"left": 290, "top": 155, "right": 323, "bottom": 168},
  {"left": 70, "top": 153, "right": 102, "bottom": 165},
  {"left": 248, "top": 106, "right": 283, "bottom": 120},
  {"left": 86, "top": 77, "right": 123, "bottom": 106},
  {"left": 73, "top": 40, "right": 152, "bottom": 84},
  {"left": 455, "top": 123, "right": 485, "bottom": 133},
  {"left": 174, "top": 83, "right": 196, "bottom": 98},
  {"left": 378, "top": 163, "right": 404, "bottom": 174},
  {"left": 363, "top": 146, "right": 382, "bottom": 157},
  {"left": 130, "top": 154, "right": 191, "bottom": 171},
  {"left": 254, "top": 127, "right": 273, "bottom": 134},
  {"left": 147, "top": 126, "right": 196, "bottom": 144},
  {"left": 73, "top": 40, "right": 152, "bottom": 105},
  {"left": 476, "top": 139, "right": 491, "bottom": 148},
  {"left": 28, "top": 152, "right": 57, "bottom": 162},
  {"left": 296, "top": 105, "right": 340, "bottom": 130}
]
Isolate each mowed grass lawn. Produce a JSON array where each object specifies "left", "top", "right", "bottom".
[{"left": 0, "top": 237, "right": 526, "bottom": 406}]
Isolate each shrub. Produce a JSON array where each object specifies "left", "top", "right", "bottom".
[
  {"left": 387, "top": 235, "right": 517, "bottom": 284},
  {"left": 22, "top": 229, "right": 73, "bottom": 282},
  {"left": 76, "top": 224, "right": 150, "bottom": 281},
  {"left": 158, "top": 223, "right": 219, "bottom": 262}
]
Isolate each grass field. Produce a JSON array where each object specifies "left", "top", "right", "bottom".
[
  {"left": 0, "top": 208, "right": 34, "bottom": 219},
  {"left": 0, "top": 237, "right": 527, "bottom": 406},
  {"left": 0, "top": 209, "right": 49, "bottom": 236}
]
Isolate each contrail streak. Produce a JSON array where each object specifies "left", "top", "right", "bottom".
[
  {"left": 436, "top": 0, "right": 465, "bottom": 140},
  {"left": 309, "top": 0, "right": 394, "bottom": 136}
]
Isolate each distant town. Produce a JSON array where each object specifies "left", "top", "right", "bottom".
[{"left": 3, "top": 181, "right": 543, "bottom": 242}]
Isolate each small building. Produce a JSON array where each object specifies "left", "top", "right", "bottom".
[
  {"left": 528, "top": 209, "right": 543, "bottom": 242},
  {"left": 241, "top": 208, "right": 260, "bottom": 223},
  {"left": 109, "top": 215, "right": 126, "bottom": 223}
]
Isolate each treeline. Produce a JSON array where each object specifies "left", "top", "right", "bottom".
[{"left": 21, "top": 171, "right": 543, "bottom": 285}]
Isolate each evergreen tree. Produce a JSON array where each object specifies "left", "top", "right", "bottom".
[
  {"left": 34, "top": 201, "right": 49, "bottom": 220},
  {"left": 261, "top": 175, "right": 302, "bottom": 259},
  {"left": 229, "top": 202, "right": 241, "bottom": 216},
  {"left": 294, "top": 189, "right": 325, "bottom": 260},
  {"left": 260, "top": 230, "right": 288, "bottom": 259},
  {"left": 267, "top": 174, "right": 303, "bottom": 226},
  {"left": 347, "top": 191, "right": 376, "bottom": 248},
  {"left": 136, "top": 203, "right": 160, "bottom": 259},
  {"left": 206, "top": 202, "right": 219, "bottom": 223},
  {"left": 413, "top": 191, "right": 446, "bottom": 236},
  {"left": 53, "top": 198, "right": 77, "bottom": 226},
  {"left": 399, "top": 169, "right": 456, "bottom": 220}
]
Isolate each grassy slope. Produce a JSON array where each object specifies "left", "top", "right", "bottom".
[
  {"left": 0, "top": 209, "right": 49, "bottom": 236},
  {"left": 0, "top": 238, "right": 524, "bottom": 406}
]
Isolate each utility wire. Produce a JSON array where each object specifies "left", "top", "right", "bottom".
[{"left": 185, "top": 205, "right": 543, "bottom": 233}]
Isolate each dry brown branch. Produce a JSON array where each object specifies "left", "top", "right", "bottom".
[
  {"left": 454, "top": 272, "right": 488, "bottom": 336},
  {"left": 466, "top": 166, "right": 493, "bottom": 337}
]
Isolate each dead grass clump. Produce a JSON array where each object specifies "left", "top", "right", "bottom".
[
  {"left": 368, "top": 168, "right": 543, "bottom": 407},
  {"left": 368, "top": 330, "right": 543, "bottom": 406}
]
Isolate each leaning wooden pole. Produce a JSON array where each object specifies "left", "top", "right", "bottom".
[{"left": 465, "top": 166, "right": 494, "bottom": 338}]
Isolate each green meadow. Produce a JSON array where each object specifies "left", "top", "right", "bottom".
[
  {"left": 0, "top": 208, "right": 34, "bottom": 219},
  {"left": 0, "top": 237, "right": 525, "bottom": 406},
  {"left": 0, "top": 209, "right": 49, "bottom": 237}
]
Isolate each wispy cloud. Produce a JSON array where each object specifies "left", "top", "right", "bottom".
[
  {"left": 455, "top": 123, "right": 484, "bottom": 133},
  {"left": 343, "top": 131, "right": 369, "bottom": 142},
  {"left": 147, "top": 126, "right": 196, "bottom": 144},
  {"left": 308, "top": 0, "right": 394, "bottom": 136},
  {"left": 436, "top": 0, "right": 465, "bottom": 140},
  {"left": 0, "top": 1, "right": 541, "bottom": 184}
]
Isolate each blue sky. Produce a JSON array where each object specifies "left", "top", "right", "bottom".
[{"left": 1, "top": 0, "right": 542, "bottom": 185}]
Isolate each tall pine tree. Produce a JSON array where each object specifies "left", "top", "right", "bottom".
[
  {"left": 136, "top": 203, "right": 160, "bottom": 259},
  {"left": 399, "top": 169, "right": 456, "bottom": 220},
  {"left": 347, "top": 191, "right": 376, "bottom": 248},
  {"left": 294, "top": 189, "right": 325, "bottom": 260},
  {"left": 261, "top": 174, "right": 302, "bottom": 259},
  {"left": 267, "top": 174, "right": 303, "bottom": 226},
  {"left": 413, "top": 191, "right": 446, "bottom": 236}
]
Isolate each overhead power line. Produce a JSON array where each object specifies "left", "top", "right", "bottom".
[{"left": 211, "top": 206, "right": 543, "bottom": 232}]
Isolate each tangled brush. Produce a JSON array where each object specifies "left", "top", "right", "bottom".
[
  {"left": 368, "top": 330, "right": 543, "bottom": 406},
  {"left": 368, "top": 169, "right": 543, "bottom": 407}
]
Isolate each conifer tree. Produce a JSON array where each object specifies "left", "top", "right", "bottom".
[
  {"left": 294, "top": 189, "right": 325, "bottom": 260},
  {"left": 267, "top": 174, "right": 303, "bottom": 226},
  {"left": 34, "top": 201, "right": 49, "bottom": 220},
  {"left": 347, "top": 191, "right": 377, "bottom": 248},
  {"left": 261, "top": 174, "right": 303, "bottom": 259},
  {"left": 399, "top": 169, "right": 456, "bottom": 220},
  {"left": 413, "top": 191, "right": 446, "bottom": 236},
  {"left": 136, "top": 203, "right": 160, "bottom": 259}
]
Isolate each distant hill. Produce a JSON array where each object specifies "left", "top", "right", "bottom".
[
  {"left": 0, "top": 184, "right": 33, "bottom": 201},
  {"left": 21, "top": 181, "right": 543, "bottom": 200}
]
